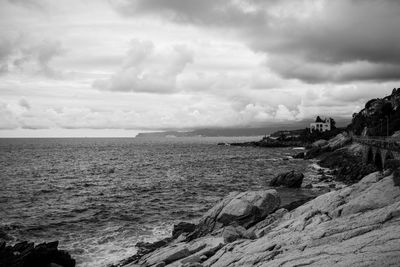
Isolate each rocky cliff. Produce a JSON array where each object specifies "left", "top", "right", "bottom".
[
  {"left": 121, "top": 171, "right": 400, "bottom": 267},
  {"left": 349, "top": 88, "right": 400, "bottom": 136}
]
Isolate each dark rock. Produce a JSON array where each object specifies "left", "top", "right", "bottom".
[
  {"left": 304, "top": 183, "right": 313, "bottom": 189},
  {"left": 270, "top": 171, "right": 304, "bottom": 188},
  {"left": 280, "top": 197, "right": 315, "bottom": 211},
  {"left": 304, "top": 147, "right": 326, "bottom": 159},
  {"left": 172, "top": 222, "right": 196, "bottom": 238},
  {"left": 114, "top": 237, "right": 173, "bottom": 266},
  {"left": 0, "top": 241, "right": 75, "bottom": 267},
  {"left": 222, "top": 226, "right": 241, "bottom": 243},
  {"left": 293, "top": 152, "right": 305, "bottom": 159},
  {"left": 393, "top": 169, "right": 400, "bottom": 186},
  {"left": 319, "top": 149, "right": 377, "bottom": 184},
  {"left": 222, "top": 225, "right": 255, "bottom": 243},
  {"left": 386, "top": 159, "right": 400, "bottom": 171}
]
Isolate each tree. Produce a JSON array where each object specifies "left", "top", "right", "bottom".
[
  {"left": 329, "top": 118, "right": 336, "bottom": 129},
  {"left": 381, "top": 102, "right": 393, "bottom": 116},
  {"left": 315, "top": 116, "right": 323, "bottom": 123}
]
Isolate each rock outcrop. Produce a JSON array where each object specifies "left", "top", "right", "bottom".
[
  {"left": 319, "top": 147, "right": 377, "bottom": 183},
  {"left": 311, "top": 139, "right": 328, "bottom": 148},
  {"left": 188, "top": 190, "right": 280, "bottom": 239},
  {"left": 269, "top": 171, "right": 304, "bottom": 188},
  {"left": 0, "top": 241, "right": 75, "bottom": 267},
  {"left": 124, "top": 172, "right": 400, "bottom": 266}
]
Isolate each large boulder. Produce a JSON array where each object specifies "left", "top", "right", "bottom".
[
  {"left": 269, "top": 171, "right": 304, "bottom": 188},
  {"left": 188, "top": 190, "right": 280, "bottom": 239}
]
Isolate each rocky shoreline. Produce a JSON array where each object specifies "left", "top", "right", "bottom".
[
  {"left": 115, "top": 170, "right": 400, "bottom": 267},
  {"left": 110, "top": 133, "right": 400, "bottom": 267}
]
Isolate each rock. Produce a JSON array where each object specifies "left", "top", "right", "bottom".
[
  {"left": 293, "top": 152, "right": 305, "bottom": 159},
  {"left": 129, "top": 171, "right": 400, "bottom": 267},
  {"left": 304, "top": 183, "right": 313, "bottom": 189},
  {"left": 189, "top": 190, "right": 280, "bottom": 239},
  {"left": 312, "top": 139, "right": 328, "bottom": 148},
  {"left": 221, "top": 225, "right": 254, "bottom": 243},
  {"left": 222, "top": 226, "right": 241, "bottom": 243},
  {"left": 116, "top": 238, "right": 173, "bottom": 266},
  {"left": 140, "top": 244, "right": 191, "bottom": 266},
  {"left": 394, "top": 169, "right": 400, "bottom": 186},
  {"left": 172, "top": 222, "right": 196, "bottom": 238},
  {"left": 138, "top": 237, "right": 224, "bottom": 266},
  {"left": 269, "top": 171, "right": 304, "bottom": 188},
  {"left": 181, "top": 254, "right": 201, "bottom": 264},
  {"left": 249, "top": 208, "right": 288, "bottom": 238},
  {"left": 304, "top": 146, "right": 324, "bottom": 159},
  {"left": 392, "top": 130, "right": 400, "bottom": 138},
  {"left": 326, "top": 132, "right": 351, "bottom": 150},
  {"left": 305, "top": 133, "right": 351, "bottom": 160},
  {"left": 319, "top": 148, "right": 377, "bottom": 183},
  {"left": 182, "top": 263, "right": 203, "bottom": 267},
  {"left": 201, "top": 173, "right": 400, "bottom": 267},
  {"left": 0, "top": 241, "right": 75, "bottom": 267},
  {"left": 280, "top": 197, "right": 315, "bottom": 211}
]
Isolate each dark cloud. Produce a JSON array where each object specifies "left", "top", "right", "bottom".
[
  {"left": 268, "top": 56, "right": 400, "bottom": 84},
  {"left": 111, "top": 0, "right": 400, "bottom": 83},
  {"left": 111, "top": 0, "right": 269, "bottom": 26}
]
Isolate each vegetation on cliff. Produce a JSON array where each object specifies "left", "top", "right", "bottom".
[{"left": 348, "top": 88, "right": 400, "bottom": 136}]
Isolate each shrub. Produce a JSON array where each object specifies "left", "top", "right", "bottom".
[{"left": 385, "top": 159, "right": 400, "bottom": 171}]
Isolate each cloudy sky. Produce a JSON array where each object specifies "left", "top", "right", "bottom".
[{"left": 0, "top": 0, "right": 399, "bottom": 137}]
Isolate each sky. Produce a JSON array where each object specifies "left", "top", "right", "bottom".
[{"left": 0, "top": 0, "right": 399, "bottom": 137}]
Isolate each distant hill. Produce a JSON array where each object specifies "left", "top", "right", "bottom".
[
  {"left": 135, "top": 119, "right": 350, "bottom": 138},
  {"left": 348, "top": 88, "right": 400, "bottom": 136}
]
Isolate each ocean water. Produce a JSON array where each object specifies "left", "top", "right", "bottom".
[{"left": 0, "top": 137, "right": 320, "bottom": 266}]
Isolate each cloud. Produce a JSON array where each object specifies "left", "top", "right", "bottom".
[
  {"left": 111, "top": 0, "right": 400, "bottom": 83},
  {"left": 0, "top": 35, "right": 64, "bottom": 78},
  {"left": 110, "top": 0, "right": 267, "bottom": 26},
  {"left": 93, "top": 39, "right": 193, "bottom": 93},
  {"left": 18, "top": 98, "right": 31, "bottom": 109},
  {"left": 0, "top": 103, "right": 19, "bottom": 129},
  {"left": 7, "top": 0, "right": 45, "bottom": 10}
]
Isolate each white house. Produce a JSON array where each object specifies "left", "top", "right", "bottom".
[{"left": 310, "top": 118, "right": 331, "bottom": 132}]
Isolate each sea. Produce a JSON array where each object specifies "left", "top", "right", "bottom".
[{"left": 0, "top": 137, "right": 324, "bottom": 266}]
